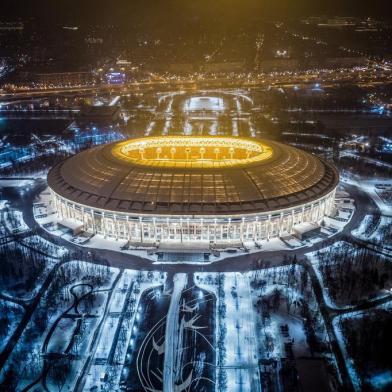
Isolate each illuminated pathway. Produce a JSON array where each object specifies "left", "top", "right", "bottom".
[
  {"left": 163, "top": 273, "right": 188, "bottom": 392},
  {"left": 223, "top": 273, "right": 261, "bottom": 392},
  {"left": 140, "top": 90, "right": 256, "bottom": 138}
]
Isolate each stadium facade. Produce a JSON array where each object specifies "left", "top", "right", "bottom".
[{"left": 47, "top": 136, "right": 339, "bottom": 246}]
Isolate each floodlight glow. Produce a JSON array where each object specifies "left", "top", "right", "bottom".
[{"left": 112, "top": 136, "right": 273, "bottom": 169}]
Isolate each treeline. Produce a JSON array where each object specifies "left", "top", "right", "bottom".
[
  {"left": 316, "top": 243, "right": 391, "bottom": 306},
  {"left": 342, "top": 308, "right": 392, "bottom": 389},
  {"left": 0, "top": 243, "right": 48, "bottom": 295}
]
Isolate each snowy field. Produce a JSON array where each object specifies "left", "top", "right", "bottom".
[
  {"left": 21, "top": 235, "right": 68, "bottom": 258},
  {"left": 351, "top": 214, "right": 375, "bottom": 239},
  {"left": 3, "top": 209, "right": 29, "bottom": 233},
  {"left": 0, "top": 240, "right": 59, "bottom": 300},
  {"left": 0, "top": 260, "right": 120, "bottom": 391},
  {"left": 306, "top": 242, "right": 357, "bottom": 309},
  {"left": 83, "top": 270, "right": 166, "bottom": 391},
  {"left": 0, "top": 300, "right": 24, "bottom": 353},
  {"left": 196, "top": 272, "right": 261, "bottom": 391},
  {"left": 307, "top": 241, "right": 392, "bottom": 308},
  {"left": 196, "top": 266, "right": 337, "bottom": 392},
  {"left": 184, "top": 96, "right": 225, "bottom": 111},
  {"left": 333, "top": 302, "right": 392, "bottom": 392},
  {"left": 342, "top": 177, "right": 392, "bottom": 217},
  {"left": 0, "top": 179, "right": 35, "bottom": 189}
]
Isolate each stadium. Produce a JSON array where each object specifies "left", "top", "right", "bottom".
[{"left": 47, "top": 136, "right": 339, "bottom": 247}]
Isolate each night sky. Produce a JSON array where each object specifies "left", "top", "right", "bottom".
[{"left": 2, "top": 0, "right": 392, "bottom": 25}]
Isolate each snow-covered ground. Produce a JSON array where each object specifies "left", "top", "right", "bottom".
[
  {"left": 0, "top": 260, "right": 120, "bottom": 392},
  {"left": 332, "top": 302, "right": 392, "bottom": 392},
  {"left": 163, "top": 273, "right": 188, "bottom": 391},
  {"left": 221, "top": 273, "right": 261, "bottom": 392},
  {"left": 342, "top": 177, "right": 392, "bottom": 217},
  {"left": 351, "top": 212, "right": 392, "bottom": 244},
  {"left": 371, "top": 215, "right": 392, "bottom": 244},
  {"left": 84, "top": 270, "right": 166, "bottom": 391},
  {"left": 0, "top": 179, "right": 35, "bottom": 189},
  {"left": 3, "top": 209, "right": 29, "bottom": 233},
  {"left": 307, "top": 241, "right": 392, "bottom": 309},
  {"left": 0, "top": 217, "right": 7, "bottom": 238},
  {"left": 196, "top": 272, "right": 262, "bottom": 391},
  {"left": 33, "top": 192, "right": 58, "bottom": 225},
  {"left": 1, "top": 241, "right": 59, "bottom": 301},
  {"left": 20, "top": 235, "right": 67, "bottom": 258},
  {"left": 196, "top": 266, "right": 337, "bottom": 392},
  {"left": 184, "top": 96, "right": 225, "bottom": 111},
  {"left": 95, "top": 317, "right": 120, "bottom": 359},
  {"left": 368, "top": 370, "right": 392, "bottom": 392},
  {"left": 194, "top": 272, "right": 221, "bottom": 389},
  {"left": 0, "top": 300, "right": 24, "bottom": 353},
  {"left": 351, "top": 214, "right": 374, "bottom": 239},
  {"left": 324, "top": 203, "right": 355, "bottom": 231},
  {"left": 306, "top": 242, "right": 356, "bottom": 310},
  {"left": 0, "top": 200, "right": 9, "bottom": 211}
]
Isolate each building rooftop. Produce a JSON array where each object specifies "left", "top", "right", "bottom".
[{"left": 48, "top": 136, "right": 339, "bottom": 216}]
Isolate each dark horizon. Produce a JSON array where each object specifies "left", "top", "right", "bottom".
[{"left": 2, "top": 0, "right": 392, "bottom": 25}]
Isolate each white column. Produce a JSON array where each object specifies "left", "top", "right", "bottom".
[
  {"left": 153, "top": 217, "right": 157, "bottom": 242},
  {"left": 55, "top": 197, "right": 61, "bottom": 219},
  {"left": 114, "top": 214, "right": 118, "bottom": 240},
  {"left": 81, "top": 206, "right": 85, "bottom": 228},
  {"left": 53, "top": 194, "right": 59, "bottom": 217},
  {"left": 290, "top": 210, "right": 295, "bottom": 233},
  {"left": 255, "top": 217, "right": 259, "bottom": 241},
  {"left": 267, "top": 214, "right": 271, "bottom": 240},
  {"left": 329, "top": 193, "right": 335, "bottom": 214},
  {"left": 91, "top": 210, "right": 96, "bottom": 233},
  {"left": 279, "top": 212, "right": 283, "bottom": 236},
  {"left": 102, "top": 212, "right": 106, "bottom": 237}
]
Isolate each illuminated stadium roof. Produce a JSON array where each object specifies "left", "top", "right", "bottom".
[
  {"left": 48, "top": 136, "right": 339, "bottom": 215},
  {"left": 111, "top": 136, "right": 273, "bottom": 169}
]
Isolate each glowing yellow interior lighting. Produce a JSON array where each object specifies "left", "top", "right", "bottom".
[{"left": 111, "top": 136, "right": 273, "bottom": 169}]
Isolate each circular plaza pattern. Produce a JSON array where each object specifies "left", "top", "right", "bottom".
[{"left": 47, "top": 136, "right": 339, "bottom": 246}]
